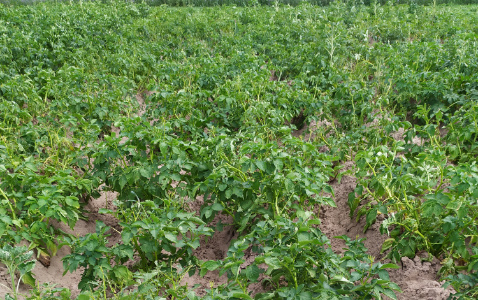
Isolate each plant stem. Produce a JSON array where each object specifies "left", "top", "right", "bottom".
[{"left": 0, "top": 187, "right": 17, "bottom": 221}]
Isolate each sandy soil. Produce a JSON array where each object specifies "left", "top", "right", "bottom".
[
  {"left": 318, "top": 163, "right": 452, "bottom": 299},
  {"left": 180, "top": 195, "right": 233, "bottom": 295},
  {"left": 0, "top": 100, "right": 453, "bottom": 299},
  {"left": 0, "top": 188, "right": 120, "bottom": 299}
]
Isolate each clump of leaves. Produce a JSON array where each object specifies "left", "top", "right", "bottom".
[
  {"left": 446, "top": 100, "right": 478, "bottom": 163},
  {"left": 442, "top": 247, "right": 478, "bottom": 300},
  {"left": 63, "top": 200, "right": 212, "bottom": 292},
  {"left": 0, "top": 245, "right": 36, "bottom": 300},
  {"left": 444, "top": 271, "right": 478, "bottom": 300},
  {"left": 200, "top": 211, "right": 400, "bottom": 299},
  {"left": 349, "top": 140, "right": 478, "bottom": 278},
  {"left": 25, "top": 283, "right": 71, "bottom": 300},
  {"left": 195, "top": 136, "right": 335, "bottom": 231}
]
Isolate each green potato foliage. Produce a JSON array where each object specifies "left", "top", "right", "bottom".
[
  {"left": 200, "top": 211, "right": 400, "bottom": 299},
  {"left": 1, "top": 1, "right": 478, "bottom": 299}
]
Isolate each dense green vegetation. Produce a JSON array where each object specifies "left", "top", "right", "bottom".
[
  {"left": 1, "top": 1, "right": 478, "bottom": 299},
  {"left": 2, "top": 0, "right": 478, "bottom": 8}
]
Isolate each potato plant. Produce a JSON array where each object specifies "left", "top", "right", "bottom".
[{"left": 1, "top": 1, "right": 478, "bottom": 299}]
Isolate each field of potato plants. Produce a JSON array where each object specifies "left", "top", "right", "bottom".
[{"left": 1, "top": 1, "right": 478, "bottom": 299}]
